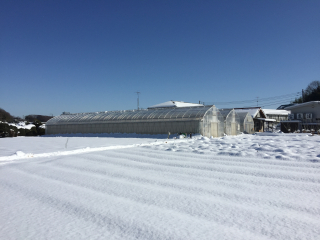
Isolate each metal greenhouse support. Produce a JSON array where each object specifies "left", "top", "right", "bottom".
[{"left": 46, "top": 105, "right": 225, "bottom": 138}]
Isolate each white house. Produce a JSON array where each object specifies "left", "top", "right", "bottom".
[{"left": 281, "top": 101, "right": 320, "bottom": 133}]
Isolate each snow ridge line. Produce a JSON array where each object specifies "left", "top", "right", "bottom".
[{"left": 0, "top": 140, "right": 173, "bottom": 162}]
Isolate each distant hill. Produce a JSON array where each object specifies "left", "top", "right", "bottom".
[
  {"left": 25, "top": 115, "right": 53, "bottom": 122},
  {"left": 0, "top": 108, "right": 14, "bottom": 122}
]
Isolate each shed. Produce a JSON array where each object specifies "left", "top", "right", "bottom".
[
  {"left": 219, "top": 109, "right": 241, "bottom": 136},
  {"left": 46, "top": 105, "right": 225, "bottom": 138},
  {"left": 262, "top": 109, "right": 290, "bottom": 131}
]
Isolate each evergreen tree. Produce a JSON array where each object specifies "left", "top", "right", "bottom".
[
  {"left": 0, "top": 123, "right": 10, "bottom": 137},
  {"left": 0, "top": 108, "right": 14, "bottom": 122},
  {"left": 294, "top": 81, "right": 320, "bottom": 103}
]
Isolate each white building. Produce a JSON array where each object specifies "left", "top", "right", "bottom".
[{"left": 281, "top": 101, "right": 320, "bottom": 133}]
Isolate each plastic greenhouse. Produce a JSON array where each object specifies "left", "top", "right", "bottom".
[
  {"left": 236, "top": 112, "right": 254, "bottom": 134},
  {"left": 46, "top": 105, "right": 225, "bottom": 138},
  {"left": 219, "top": 109, "right": 241, "bottom": 136}
]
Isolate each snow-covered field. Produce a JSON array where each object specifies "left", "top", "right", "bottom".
[{"left": 1, "top": 133, "right": 320, "bottom": 239}]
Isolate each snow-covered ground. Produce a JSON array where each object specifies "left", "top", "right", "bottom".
[{"left": 1, "top": 133, "right": 320, "bottom": 239}]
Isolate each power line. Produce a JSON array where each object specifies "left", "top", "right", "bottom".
[
  {"left": 202, "top": 92, "right": 300, "bottom": 104},
  {"left": 212, "top": 92, "right": 300, "bottom": 105},
  {"left": 201, "top": 92, "right": 301, "bottom": 108}
]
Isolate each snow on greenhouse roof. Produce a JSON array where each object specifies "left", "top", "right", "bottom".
[
  {"left": 234, "top": 108, "right": 266, "bottom": 119},
  {"left": 263, "top": 109, "right": 290, "bottom": 115},
  {"left": 148, "top": 101, "right": 204, "bottom": 109}
]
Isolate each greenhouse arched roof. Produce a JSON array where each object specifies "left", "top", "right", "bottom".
[{"left": 47, "top": 106, "right": 215, "bottom": 125}]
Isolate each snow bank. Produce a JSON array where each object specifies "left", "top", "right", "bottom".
[{"left": 8, "top": 122, "right": 36, "bottom": 129}]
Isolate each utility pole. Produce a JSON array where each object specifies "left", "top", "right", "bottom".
[
  {"left": 135, "top": 92, "right": 140, "bottom": 110},
  {"left": 302, "top": 89, "right": 304, "bottom": 103},
  {"left": 256, "top": 97, "right": 259, "bottom": 107}
]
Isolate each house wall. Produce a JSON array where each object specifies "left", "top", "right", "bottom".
[
  {"left": 254, "top": 109, "right": 266, "bottom": 132},
  {"left": 289, "top": 104, "right": 320, "bottom": 122},
  {"left": 281, "top": 122, "right": 299, "bottom": 133},
  {"left": 282, "top": 102, "right": 320, "bottom": 132},
  {"left": 266, "top": 114, "right": 288, "bottom": 122},
  {"left": 254, "top": 119, "right": 264, "bottom": 132}
]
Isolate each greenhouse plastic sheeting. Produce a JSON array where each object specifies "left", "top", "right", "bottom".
[
  {"left": 46, "top": 105, "right": 225, "bottom": 137},
  {"left": 219, "top": 109, "right": 241, "bottom": 136},
  {"left": 236, "top": 112, "right": 254, "bottom": 134}
]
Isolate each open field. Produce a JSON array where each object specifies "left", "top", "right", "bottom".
[{"left": 1, "top": 133, "right": 320, "bottom": 239}]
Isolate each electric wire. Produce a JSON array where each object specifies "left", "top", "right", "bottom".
[{"left": 201, "top": 92, "right": 301, "bottom": 108}]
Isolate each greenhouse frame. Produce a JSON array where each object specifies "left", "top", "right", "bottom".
[
  {"left": 236, "top": 112, "right": 254, "bottom": 134},
  {"left": 46, "top": 105, "right": 225, "bottom": 138},
  {"left": 219, "top": 109, "right": 241, "bottom": 136},
  {"left": 234, "top": 107, "right": 266, "bottom": 132}
]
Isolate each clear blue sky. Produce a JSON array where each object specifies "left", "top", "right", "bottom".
[{"left": 1, "top": 0, "right": 319, "bottom": 117}]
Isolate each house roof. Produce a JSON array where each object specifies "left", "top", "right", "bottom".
[
  {"left": 148, "top": 101, "right": 204, "bottom": 109},
  {"left": 257, "top": 118, "right": 276, "bottom": 122},
  {"left": 277, "top": 104, "right": 296, "bottom": 109},
  {"left": 284, "top": 101, "right": 320, "bottom": 110},
  {"left": 263, "top": 109, "right": 291, "bottom": 115}
]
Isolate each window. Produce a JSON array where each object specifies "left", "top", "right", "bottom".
[
  {"left": 288, "top": 114, "right": 294, "bottom": 120},
  {"left": 296, "top": 113, "right": 303, "bottom": 119}
]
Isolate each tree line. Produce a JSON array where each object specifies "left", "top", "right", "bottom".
[
  {"left": 0, "top": 108, "right": 52, "bottom": 137},
  {"left": 294, "top": 81, "right": 320, "bottom": 103},
  {"left": 0, "top": 120, "right": 45, "bottom": 137}
]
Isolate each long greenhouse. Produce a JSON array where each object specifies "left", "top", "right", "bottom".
[{"left": 46, "top": 105, "right": 225, "bottom": 138}]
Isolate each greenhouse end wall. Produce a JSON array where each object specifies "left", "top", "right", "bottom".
[
  {"left": 200, "top": 106, "right": 224, "bottom": 138},
  {"left": 235, "top": 112, "right": 254, "bottom": 134},
  {"left": 219, "top": 109, "right": 241, "bottom": 136},
  {"left": 243, "top": 115, "right": 254, "bottom": 134}
]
